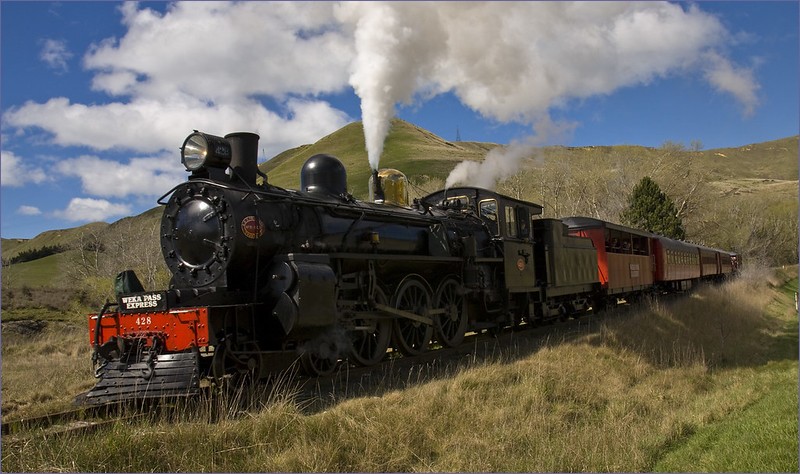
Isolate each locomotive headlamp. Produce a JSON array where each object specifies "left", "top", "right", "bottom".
[{"left": 181, "top": 131, "right": 232, "bottom": 171}]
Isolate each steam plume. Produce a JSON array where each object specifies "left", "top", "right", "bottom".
[
  {"left": 337, "top": 3, "right": 442, "bottom": 170},
  {"left": 338, "top": 2, "right": 757, "bottom": 176},
  {"left": 445, "top": 116, "right": 575, "bottom": 189}
]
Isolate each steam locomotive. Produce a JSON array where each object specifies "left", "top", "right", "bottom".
[{"left": 84, "top": 130, "right": 738, "bottom": 404}]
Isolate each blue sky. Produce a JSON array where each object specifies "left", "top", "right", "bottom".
[{"left": 1, "top": 1, "right": 798, "bottom": 239}]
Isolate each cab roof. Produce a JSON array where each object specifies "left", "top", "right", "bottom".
[{"left": 422, "top": 186, "right": 543, "bottom": 215}]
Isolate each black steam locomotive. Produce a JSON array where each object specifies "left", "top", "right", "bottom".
[{"left": 85, "top": 130, "right": 736, "bottom": 404}]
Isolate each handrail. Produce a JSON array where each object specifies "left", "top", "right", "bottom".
[{"left": 92, "top": 301, "right": 118, "bottom": 349}]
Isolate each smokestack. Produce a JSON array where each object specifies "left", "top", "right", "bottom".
[
  {"left": 225, "top": 132, "right": 260, "bottom": 185},
  {"left": 370, "top": 169, "right": 385, "bottom": 203}
]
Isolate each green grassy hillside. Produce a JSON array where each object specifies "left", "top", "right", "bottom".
[
  {"left": 1, "top": 251, "right": 74, "bottom": 287},
  {"left": 700, "top": 137, "right": 798, "bottom": 180},
  {"left": 1, "top": 238, "right": 29, "bottom": 257},
  {"left": 2, "top": 207, "right": 164, "bottom": 291},
  {"left": 261, "top": 119, "right": 495, "bottom": 196},
  {"left": 2, "top": 222, "right": 109, "bottom": 263}
]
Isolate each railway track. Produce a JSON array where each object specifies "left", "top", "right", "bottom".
[{"left": 1, "top": 403, "right": 147, "bottom": 442}]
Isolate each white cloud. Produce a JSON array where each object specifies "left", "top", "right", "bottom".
[
  {"left": 55, "top": 153, "right": 186, "bottom": 198},
  {"left": 4, "top": 96, "right": 349, "bottom": 157},
  {"left": 703, "top": 52, "right": 760, "bottom": 117},
  {"left": 40, "top": 38, "right": 73, "bottom": 72},
  {"left": 84, "top": 2, "right": 352, "bottom": 101},
  {"left": 51, "top": 197, "right": 132, "bottom": 222},
  {"left": 1, "top": 151, "right": 48, "bottom": 187},
  {"left": 3, "top": 2, "right": 353, "bottom": 158},
  {"left": 17, "top": 205, "right": 42, "bottom": 216}
]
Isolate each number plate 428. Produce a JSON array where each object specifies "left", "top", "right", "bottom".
[{"left": 135, "top": 316, "right": 153, "bottom": 326}]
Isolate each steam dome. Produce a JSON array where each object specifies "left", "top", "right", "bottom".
[{"left": 300, "top": 154, "right": 347, "bottom": 196}]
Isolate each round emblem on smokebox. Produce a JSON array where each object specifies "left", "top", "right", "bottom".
[
  {"left": 516, "top": 257, "right": 526, "bottom": 271},
  {"left": 241, "top": 216, "right": 265, "bottom": 239}
]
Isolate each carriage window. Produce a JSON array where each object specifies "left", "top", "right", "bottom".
[
  {"left": 632, "top": 236, "right": 648, "bottom": 255},
  {"left": 505, "top": 206, "right": 517, "bottom": 237},
  {"left": 606, "top": 229, "right": 634, "bottom": 253}
]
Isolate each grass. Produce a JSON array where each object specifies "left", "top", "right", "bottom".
[
  {"left": 1, "top": 222, "right": 109, "bottom": 262},
  {"left": 1, "top": 323, "right": 96, "bottom": 420},
  {"left": 260, "top": 120, "right": 798, "bottom": 199},
  {"left": 1, "top": 252, "right": 73, "bottom": 287},
  {"left": 2, "top": 282, "right": 91, "bottom": 323},
  {"left": 2, "top": 266, "right": 797, "bottom": 472},
  {"left": 653, "top": 360, "right": 797, "bottom": 472},
  {"left": 261, "top": 119, "right": 490, "bottom": 197}
]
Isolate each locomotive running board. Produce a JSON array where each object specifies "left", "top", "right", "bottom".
[
  {"left": 81, "top": 352, "right": 200, "bottom": 405},
  {"left": 373, "top": 303, "right": 444, "bottom": 326}
]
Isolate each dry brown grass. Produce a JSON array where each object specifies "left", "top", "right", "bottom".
[
  {"left": 2, "top": 267, "right": 796, "bottom": 471},
  {"left": 588, "top": 271, "right": 784, "bottom": 369},
  {"left": 1, "top": 323, "right": 95, "bottom": 420}
]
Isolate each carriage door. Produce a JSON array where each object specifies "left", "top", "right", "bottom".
[{"left": 504, "top": 205, "right": 536, "bottom": 292}]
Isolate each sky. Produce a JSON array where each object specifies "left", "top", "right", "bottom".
[{"left": 1, "top": 1, "right": 798, "bottom": 239}]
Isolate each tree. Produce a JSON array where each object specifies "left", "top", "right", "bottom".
[{"left": 621, "top": 176, "right": 686, "bottom": 240}]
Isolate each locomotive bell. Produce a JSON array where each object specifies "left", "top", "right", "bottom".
[
  {"left": 300, "top": 154, "right": 348, "bottom": 196},
  {"left": 369, "top": 168, "right": 409, "bottom": 207}
]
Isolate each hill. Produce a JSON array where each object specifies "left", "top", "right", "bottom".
[
  {"left": 260, "top": 119, "right": 797, "bottom": 198},
  {"left": 261, "top": 119, "right": 498, "bottom": 197},
  {"left": 2, "top": 207, "right": 163, "bottom": 291},
  {"left": 1, "top": 222, "right": 109, "bottom": 263},
  {"left": 1, "top": 238, "right": 28, "bottom": 258}
]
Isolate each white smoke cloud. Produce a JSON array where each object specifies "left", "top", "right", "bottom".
[
  {"left": 51, "top": 197, "right": 132, "bottom": 222},
  {"left": 445, "top": 116, "right": 576, "bottom": 189},
  {"left": 434, "top": 2, "right": 730, "bottom": 122},
  {"left": 337, "top": 1, "right": 759, "bottom": 179},
  {"left": 335, "top": 2, "right": 445, "bottom": 170}
]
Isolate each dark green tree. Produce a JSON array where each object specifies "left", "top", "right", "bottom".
[{"left": 621, "top": 176, "right": 686, "bottom": 240}]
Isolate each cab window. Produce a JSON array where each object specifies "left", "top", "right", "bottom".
[
  {"left": 516, "top": 206, "right": 531, "bottom": 239},
  {"left": 479, "top": 199, "right": 499, "bottom": 235},
  {"left": 441, "top": 196, "right": 469, "bottom": 210},
  {"left": 505, "top": 206, "right": 517, "bottom": 237}
]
